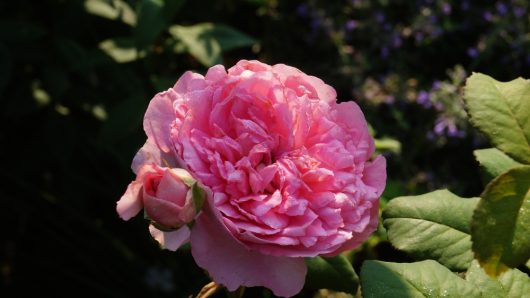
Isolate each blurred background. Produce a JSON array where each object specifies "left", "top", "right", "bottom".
[{"left": 1, "top": 0, "right": 529, "bottom": 297}]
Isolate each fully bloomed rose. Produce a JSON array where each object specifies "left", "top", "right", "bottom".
[{"left": 134, "top": 60, "right": 386, "bottom": 297}]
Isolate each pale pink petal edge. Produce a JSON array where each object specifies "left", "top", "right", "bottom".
[{"left": 149, "top": 224, "right": 190, "bottom": 251}]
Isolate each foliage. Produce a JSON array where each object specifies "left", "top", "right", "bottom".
[{"left": 3, "top": 0, "right": 530, "bottom": 297}]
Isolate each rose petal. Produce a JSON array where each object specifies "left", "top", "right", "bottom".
[
  {"left": 191, "top": 204, "right": 307, "bottom": 297},
  {"left": 131, "top": 139, "right": 178, "bottom": 174},
  {"left": 149, "top": 224, "right": 190, "bottom": 251},
  {"left": 363, "top": 155, "right": 387, "bottom": 197},
  {"left": 144, "top": 90, "right": 176, "bottom": 153},
  {"left": 116, "top": 181, "right": 143, "bottom": 220}
]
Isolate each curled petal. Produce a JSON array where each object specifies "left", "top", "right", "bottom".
[
  {"left": 149, "top": 224, "right": 190, "bottom": 251},
  {"left": 191, "top": 204, "right": 307, "bottom": 297},
  {"left": 116, "top": 181, "right": 143, "bottom": 220}
]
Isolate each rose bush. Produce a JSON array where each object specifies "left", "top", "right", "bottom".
[{"left": 121, "top": 60, "right": 386, "bottom": 297}]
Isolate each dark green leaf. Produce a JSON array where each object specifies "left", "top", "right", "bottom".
[
  {"left": 360, "top": 260, "right": 481, "bottom": 298},
  {"left": 305, "top": 255, "right": 359, "bottom": 294},
  {"left": 169, "top": 23, "right": 256, "bottom": 66},
  {"left": 471, "top": 166, "right": 530, "bottom": 276},
  {"left": 383, "top": 189, "right": 479, "bottom": 270},
  {"left": 464, "top": 73, "right": 530, "bottom": 164},
  {"left": 134, "top": 0, "right": 184, "bottom": 48}
]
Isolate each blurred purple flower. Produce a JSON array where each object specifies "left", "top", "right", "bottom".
[
  {"left": 496, "top": 2, "right": 508, "bottom": 15},
  {"left": 483, "top": 11, "right": 494, "bottom": 22},
  {"left": 296, "top": 4, "right": 309, "bottom": 17},
  {"left": 513, "top": 6, "right": 526, "bottom": 18},
  {"left": 345, "top": 20, "right": 358, "bottom": 31},
  {"left": 380, "top": 47, "right": 389, "bottom": 59},
  {"left": 310, "top": 17, "right": 321, "bottom": 30},
  {"left": 392, "top": 34, "right": 402, "bottom": 48},
  {"left": 427, "top": 15, "right": 439, "bottom": 24},
  {"left": 384, "top": 95, "right": 395, "bottom": 104},
  {"left": 467, "top": 47, "right": 478, "bottom": 58},
  {"left": 416, "top": 90, "right": 431, "bottom": 108},
  {"left": 375, "top": 12, "right": 385, "bottom": 23},
  {"left": 434, "top": 117, "right": 464, "bottom": 137},
  {"left": 442, "top": 3, "right": 452, "bottom": 15},
  {"left": 432, "top": 80, "right": 442, "bottom": 90},
  {"left": 434, "top": 119, "right": 446, "bottom": 135},
  {"left": 414, "top": 31, "right": 424, "bottom": 42},
  {"left": 431, "top": 27, "right": 443, "bottom": 38}
]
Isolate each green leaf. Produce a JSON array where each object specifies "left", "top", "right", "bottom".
[
  {"left": 471, "top": 166, "right": 530, "bottom": 276},
  {"left": 134, "top": 0, "right": 184, "bottom": 48},
  {"left": 360, "top": 260, "right": 481, "bottom": 298},
  {"left": 99, "top": 38, "right": 143, "bottom": 63},
  {"left": 84, "top": 0, "right": 137, "bottom": 26},
  {"left": 464, "top": 73, "right": 530, "bottom": 164},
  {"left": 169, "top": 23, "right": 256, "bottom": 67},
  {"left": 383, "top": 189, "right": 479, "bottom": 271},
  {"left": 474, "top": 148, "right": 522, "bottom": 182},
  {"left": 466, "top": 260, "right": 530, "bottom": 298},
  {"left": 305, "top": 255, "right": 359, "bottom": 294},
  {"left": 375, "top": 137, "right": 401, "bottom": 154}
]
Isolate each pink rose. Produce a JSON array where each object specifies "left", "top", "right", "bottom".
[
  {"left": 136, "top": 60, "right": 386, "bottom": 297},
  {"left": 117, "top": 163, "right": 197, "bottom": 251}
]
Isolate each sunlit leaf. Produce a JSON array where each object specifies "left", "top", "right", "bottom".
[
  {"left": 99, "top": 38, "right": 143, "bottom": 63},
  {"left": 471, "top": 166, "right": 530, "bottom": 276},
  {"left": 466, "top": 260, "right": 530, "bottom": 298},
  {"left": 305, "top": 255, "right": 359, "bottom": 294},
  {"left": 383, "top": 189, "right": 479, "bottom": 271},
  {"left": 169, "top": 23, "right": 256, "bottom": 67},
  {"left": 474, "top": 148, "right": 522, "bottom": 183},
  {"left": 464, "top": 73, "right": 530, "bottom": 164},
  {"left": 360, "top": 260, "right": 481, "bottom": 298},
  {"left": 84, "top": 0, "right": 137, "bottom": 26},
  {"left": 375, "top": 137, "right": 401, "bottom": 154}
]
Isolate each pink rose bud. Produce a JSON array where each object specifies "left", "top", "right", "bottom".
[
  {"left": 117, "top": 164, "right": 200, "bottom": 250},
  {"left": 141, "top": 166, "right": 195, "bottom": 228}
]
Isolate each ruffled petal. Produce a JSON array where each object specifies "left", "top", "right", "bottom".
[
  {"left": 190, "top": 204, "right": 307, "bottom": 297},
  {"left": 363, "top": 155, "right": 387, "bottom": 197},
  {"left": 149, "top": 224, "right": 190, "bottom": 251}
]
